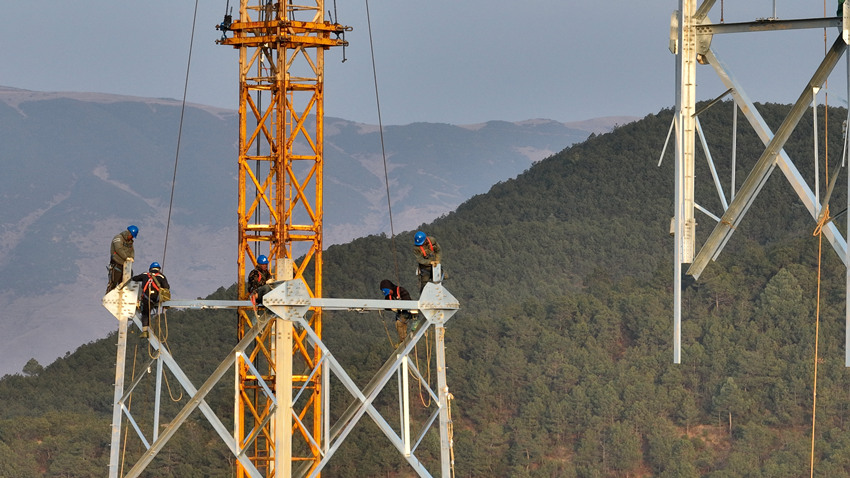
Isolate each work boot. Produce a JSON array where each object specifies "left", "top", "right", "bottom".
[{"left": 140, "top": 326, "right": 149, "bottom": 339}]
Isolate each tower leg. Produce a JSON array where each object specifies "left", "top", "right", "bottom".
[{"left": 108, "top": 317, "right": 129, "bottom": 478}]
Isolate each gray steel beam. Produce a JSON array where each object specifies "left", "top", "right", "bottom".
[
  {"left": 696, "top": 17, "right": 840, "bottom": 35},
  {"left": 123, "top": 317, "right": 270, "bottom": 478},
  {"left": 703, "top": 48, "right": 846, "bottom": 263}
]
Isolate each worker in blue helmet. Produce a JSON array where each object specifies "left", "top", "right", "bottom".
[
  {"left": 248, "top": 254, "right": 274, "bottom": 307},
  {"left": 107, "top": 225, "right": 138, "bottom": 293},
  {"left": 412, "top": 231, "right": 441, "bottom": 292},
  {"left": 131, "top": 262, "right": 170, "bottom": 339},
  {"left": 380, "top": 279, "right": 413, "bottom": 343}
]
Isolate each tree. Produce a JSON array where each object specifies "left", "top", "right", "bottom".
[{"left": 22, "top": 358, "right": 42, "bottom": 377}]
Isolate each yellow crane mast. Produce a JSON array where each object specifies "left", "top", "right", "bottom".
[{"left": 217, "top": 2, "right": 348, "bottom": 475}]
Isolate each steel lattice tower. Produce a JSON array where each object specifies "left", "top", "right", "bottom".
[{"left": 219, "top": 2, "right": 347, "bottom": 475}]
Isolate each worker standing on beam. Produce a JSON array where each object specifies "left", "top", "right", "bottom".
[
  {"left": 107, "top": 225, "right": 138, "bottom": 293},
  {"left": 413, "top": 231, "right": 441, "bottom": 292}
]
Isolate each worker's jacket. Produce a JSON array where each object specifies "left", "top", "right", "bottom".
[
  {"left": 110, "top": 230, "right": 135, "bottom": 265},
  {"left": 131, "top": 271, "right": 170, "bottom": 303},
  {"left": 247, "top": 267, "right": 272, "bottom": 294},
  {"left": 413, "top": 236, "right": 441, "bottom": 266}
]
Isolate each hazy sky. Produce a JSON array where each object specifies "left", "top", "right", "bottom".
[{"left": 3, "top": 1, "right": 849, "bottom": 125}]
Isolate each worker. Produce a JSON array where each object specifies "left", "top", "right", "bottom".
[
  {"left": 248, "top": 255, "right": 273, "bottom": 307},
  {"left": 107, "top": 225, "right": 138, "bottom": 293},
  {"left": 131, "top": 262, "right": 170, "bottom": 339},
  {"left": 412, "top": 231, "right": 441, "bottom": 292},
  {"left": 380, "top": 279, "right": 414, "bottom": 342}
]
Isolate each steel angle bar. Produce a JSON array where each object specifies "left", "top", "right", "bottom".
[
  {"left": 695, "top": 116, "right": 729, "bottom": 210},
  {"left": 162, "top": 299, "right": 251, "bottom": 309},
  {"left": 117, "top": 356, "right": 158, "bottom": 406},
  {"left": 687, "top": 39, "right": 848, "bottom": 278},
  {"left": 412, "top": 406, "right": 442, "bottom": 454},
  {"left": 292, "top": 356, "right": 325, "bottom": 405},
  {"left": 236, "top": 351, "right": 276, "bottom": 403},
  {"left": 696, "top": 17, "right": 840, "bottom": 35},
  {"left": 695, "top": 203, "right": 722, "bottom": 223},
  {"left": 658, "top": 117, "right": 676, "bottom": 167},
  {"left": 404, "top": 356, "right": 440, "bottom": 404},
  {"left": 120, "top": 403, "right": 151, "bottom": 450},
  {"left": 123, "top": 318, "right": 269, "bottom": 478},
  {"left": 295, "top": 317, "right": 433, "bottom": 478},
  {"left": 108, "top": 318, "right": 129, "bottom": 478}
]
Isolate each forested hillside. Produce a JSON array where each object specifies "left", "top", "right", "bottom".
[{"left": 2, "top": 102, "right": 850, "bottom": 477}]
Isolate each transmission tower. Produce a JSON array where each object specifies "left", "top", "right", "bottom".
[{"left": 669, "top": 0, "right": 850, "bottom": 363}]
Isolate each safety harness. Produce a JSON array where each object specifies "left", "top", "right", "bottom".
[
  {"left": 143, "top": 272, "right": 163, "bottom": 296},
  {"left": 418, "top": 237, "right": 434, "bottom": 258}
]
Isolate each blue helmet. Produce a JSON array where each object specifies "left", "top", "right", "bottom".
[
  {"left": 414, "top": 231, "right": 426, "bottom": 246},
  {"left": 127, "top": 225, "right": 139, "bottom": 238},
  {"left": 149, "top": 262, "right": 161, "bottom": 272},
  {"left": 381, "top": 288, "right": 392, "bottom": 297},
  {"left": 257, "top": 255, "right": 269, "bottom": 265}
]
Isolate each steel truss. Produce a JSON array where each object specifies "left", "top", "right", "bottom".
[
  {"left": 670, "top": 0, "right": 850, "bottom": 363},
  {"left": 104, "top": 279, "right": 459, "bottom": 478}
]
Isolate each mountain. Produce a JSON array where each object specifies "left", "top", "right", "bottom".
[
  {"left": 3, "top": 101, "right": 848, "bottom": 476},
  {"left": 0, "top": 86, "right": 631, "bottom": 376}
]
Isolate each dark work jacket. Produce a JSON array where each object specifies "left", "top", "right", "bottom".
[
  {"left": 131, "top": 271, "right": 170, "bottom": 303},
  {"left": 248, "top": 267, "right": 272, "bottom": 294}
]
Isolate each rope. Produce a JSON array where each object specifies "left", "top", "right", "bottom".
[
  {"left": 810, "top": 207, "right": 828, "bottom": 477},
  {"left": 810, "top": 21, "right": 828, "bottom": 472},
  {"left": 413, "top": 329, "right": 433, "bottom": 408},
  {"left": 365, "top": 0, "right": 401, "bottom": 284},
  {"left": 161, "top": 0, "right": 200, "bottom": 268},
  {"left": 447, "top": 390, "right": 456, "bottom": 478}
]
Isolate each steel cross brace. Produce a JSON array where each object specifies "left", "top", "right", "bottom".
[
  {"left": 108, "top": 313, "right": 270, "bottom": 478},
  {"left": 264, "top": 279, "right": 459, "bottom": 478},
  {"left": 687, "top": 35, "right": 848, "bottom": 279}
]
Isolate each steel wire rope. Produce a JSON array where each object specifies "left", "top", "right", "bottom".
[
  {"left": 145, "top": 0, "right": 199, "bottom": 387},
  {"left": 161, "top": 0, "right": 199, "bottom": 269},
  {"left": 365, "top": 0, "right": 401, "bottom": 284}
]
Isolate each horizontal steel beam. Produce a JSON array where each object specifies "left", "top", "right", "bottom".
[{"left": 697, "top": 17, "right": 840, "bottom": 35}]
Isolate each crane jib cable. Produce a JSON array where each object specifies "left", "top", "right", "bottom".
[
  {"left": 162, "top": 0, "right": 200, "bottom": 269},
  {"left": 365, "top": 0, "right": 401, "bottom": 285}
]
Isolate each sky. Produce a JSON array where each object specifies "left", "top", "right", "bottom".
[{"left": 2, "top": 1, "right": 849, "bottom": 125}]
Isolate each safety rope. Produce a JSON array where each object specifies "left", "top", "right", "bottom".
[
  {"left": 810, "top": 19, "right": 828, "bottom": 472},
  {"left": 447, "top": 389, "right": 456, "bottom": 478},
  {"left": 365, "top": 0, "right": 401, "bottom": 285},
  {"left": 161, "top": 0, "right": 200, "bottom": 268},
  {"left": 414, "top": 329, "right": 433, "bottom": 408},
  {"left": 146, "top": 306, "right": 184, "bottom": 402},
  {"left": 810, "top": 207, "right": 827, "bottom": 477}
]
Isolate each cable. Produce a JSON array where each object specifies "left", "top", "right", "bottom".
[
  {"left": 162, "top": 0, "right": 200, "bottom": 269},
  {"left": 365, "top": 0, "right": 401, "bottom": 285}
]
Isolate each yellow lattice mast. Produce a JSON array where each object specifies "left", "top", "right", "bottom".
[{"left": 218, "top": 2, "right": 347, "bottom": 475}]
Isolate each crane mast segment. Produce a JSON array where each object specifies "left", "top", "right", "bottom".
[{"left": 218, "top": 1, "right": 347, "bottom": 475}]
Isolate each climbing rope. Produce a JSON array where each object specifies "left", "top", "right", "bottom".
[
  {"left": 810, "top": 207, "right": 827, "bottom": 478},
  {"left": 810, "top": 18, "right": 830, "bottom": 472},
  {"left": 365, "top": 0, "right": 401, "bottom": 284}
]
